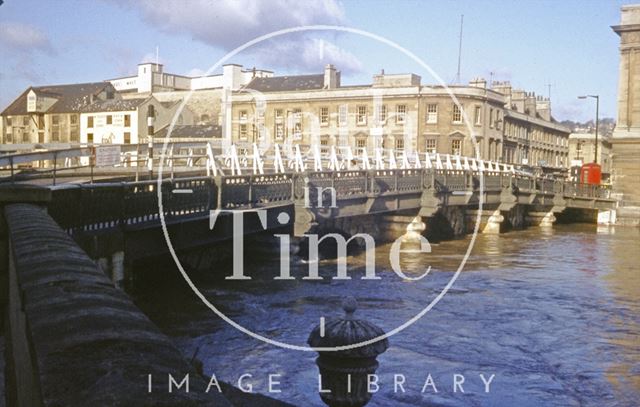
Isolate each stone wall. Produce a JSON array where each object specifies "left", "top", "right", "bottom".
[
  {"left": 611, "top": 4, "right": 640, "bottom": 225},
  {"left": 2, "top": 203, "right": 230, "bottom": 406}
]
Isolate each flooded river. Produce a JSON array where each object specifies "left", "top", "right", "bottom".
[{"left": 138, "top": 224, "right": 640, "bottom": 406}]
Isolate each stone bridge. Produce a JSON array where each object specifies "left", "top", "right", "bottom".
[
  {"left": 0, "top": 170, "right": 617, "bottom": 405},
  {"left": 37, "top": 168, "right": 616, "bottom": 286}
]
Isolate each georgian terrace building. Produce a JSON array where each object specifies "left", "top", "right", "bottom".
[
  {"left": 228, "top": 65, "right": 570, "bottom": 167},
  {"left": 0, "top": 62, "right": 569, "bottom": 168},
  {"left": 496, "top": 82, "right": 570, "bottom": 168}
]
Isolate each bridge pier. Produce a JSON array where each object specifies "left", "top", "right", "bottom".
[
  {"left": 293, "top": 204, "right": 318, "bottom": 237},
  {"left": 503, "top": 205, "right": 527, "bottom": 230},
  {"left": 597, "top": 209, "right": 617, "bottom": 225},
  {"left": 332, "top": 216, "right": 380, "bottom": 242},
  {"left": 378, "top": 215, "right": 426, "bottom": 244},
  {"left": 434, "top": 206, "right": 466, "bottom": 237},
  {"left": 466, "top": 209, "right": 505, "bottom": 234},
  {"left": 526, "top": 211, "right": 557, "bottom": 227}
]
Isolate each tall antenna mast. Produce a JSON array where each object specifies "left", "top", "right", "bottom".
[
  {"left": 455, "top": 14, "right": 464, "bottom": 84},
  {"left": 155, "top": 46, "right": 159, "bottom": 65}
]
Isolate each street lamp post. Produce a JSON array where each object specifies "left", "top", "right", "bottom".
[{"left": 577, "top": 95, "right": 599, "bottom": 163}]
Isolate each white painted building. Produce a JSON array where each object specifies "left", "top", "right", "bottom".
[
  {"left": 79, "top": 96, "right": 194, "bottom": 145},
  {"left": 107, "top": 62, "right": 273, "bottom": 94}
]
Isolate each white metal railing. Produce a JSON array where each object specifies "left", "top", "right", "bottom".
[{"left": 0, "top": 141, "right": 519, "bottom": 183}]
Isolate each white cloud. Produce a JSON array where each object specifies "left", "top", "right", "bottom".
[
  {"left": 125, "top": 0, "right": 346, "bottom": 49},
  {"left": 251, "top": 37, "right": 363, "bottom": 74},
  {"left": 554, "top": 101, "right": 591, "bottom": 122},
  {"left": 114, "top": 0, "right": 362, "bottom": 74},
  {"left": 0, "top": 22, "right": 54, "bottom": 54},
  {"left": 103, "top": 46, "right": 138, "bottom": 76},
  {"left": 0, "top": 22, "right": 55, "bottom": 85}
]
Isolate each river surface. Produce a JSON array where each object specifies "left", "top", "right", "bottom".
[{"left": 138, "top": 224, "right": 640, "bottom": 406}]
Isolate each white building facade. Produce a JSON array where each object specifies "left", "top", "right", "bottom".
[
  {"left": 79, "top": 96, "right": 194, "bottom": 145},
  {"left": 107, "top": 63, "right": 273, "bottom": 94}
]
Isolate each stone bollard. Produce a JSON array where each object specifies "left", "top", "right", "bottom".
[{"left": 308, "top": 297, "right": 389, "bottom": 407}]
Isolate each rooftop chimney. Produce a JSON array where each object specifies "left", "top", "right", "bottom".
[
  {"left": 222, "top": 64, "right": 243, "bottom": 90},
  {"left": 536, "top": 97, "right": 551, "bottom": 121},
  {"left": 469, "top": 77, "right": 487, "bottom": 89},
  {"left": 324, "top": 64, "right": 338, "bottom": 89}
]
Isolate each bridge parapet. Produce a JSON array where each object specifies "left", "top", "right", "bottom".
[
  {"left": 49, "top": 177, "right": 219, "bottom": 235},
  {"left": 220, "top": 173, "right": 292, "bottom": 209},
  {"left": 563, "top": 182, "right": 612, "bottom": 199},
  {"left": 44, "top": 169, "right": 615, "bottom": 240},
  {"left": 2, "top": 202, "right": 230, "bottom": 406}
]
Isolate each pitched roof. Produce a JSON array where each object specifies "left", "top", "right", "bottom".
[
  {"left": 154, "top": 124, "right": 222, "bottom": 139},
  {"left": 244, "top": 74, "right": 325, "bottom": 92},
  {"left": 160, "top": 100, "right": 178, "bottom": 108},
  {"left": 1, "top": 82, "right": 113, "bottom": 116},
  {"left": 81, "top": 98, "right": 147, "bottom": 113}
]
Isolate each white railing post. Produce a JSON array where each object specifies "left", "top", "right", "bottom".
[
  {"left": 206, "top": 142, "right": 218, "bottom": 176},
  {"left": 329, "top": 145, "right": 340, "bottom": 171},
  {"left": 293, "top": 144, "right": 305, "bottom": 173},
  {"left": 413, "top": 151, "right": 422, "bottom": 169},
  {"left": 424, "top": 152, "right": 433, "bottom": 169},
  {"left": 454, "top": 155, "right": 463, "bottom": 170},
  {"left": 313, "top": 144, "right": 323, "bottom": 172},
  {"left": 274, "top": 144, "right": 285, "bottom": 174},
  {"left": 252, "top": 143, "right": 264, "bottom": 175},
  {"left": 435, "top": 153, "right": 444, "bottom": 170},
  {"left": 229, "top": 144, "right": 242, "bottom": 175},
  {"left": 445, "top": 154, "right": 454, "bottom": 170},
  {"left": 187, "top": 148, "right": 193, "bottom": 167},
  {"left": 361, "top": 148, "right": 372, "bottom": 170},
  {"left": 400, "top": 150, "right": 410, "bottom": 169},
  {"left": 374, "top": 148, "right": 384, "bottom": 170},
  {"left": 343, "top": 146, "right": 354, "bottom": 170},
  {"left": 388, "top": 149, "right": 397, "bottom": 169},
  {"left": 168, "top": 145, "right": 175, "bottom": 170}
]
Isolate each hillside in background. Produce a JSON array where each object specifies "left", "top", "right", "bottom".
[{"left": 559, "top": 117, "right": 616, "bottom": 136}]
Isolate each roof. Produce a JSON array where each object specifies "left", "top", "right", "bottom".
[
  {"left": 160, "top": 101, "right": 177, "bottom": 108},
  {"left": 154, "top": 124, "right": 222, "bottom": 139},
  {"left": 81, "top": 98, "right": 147, "bottom": 113},
  {"left": 504, "top": 109, "right": 571, "bottom": 133},
  {"left": 1, "top": 82, "right": 113, "bottom": 116},
  {"left": 244, "top": 74, "right": 325, "bottom": 92}
]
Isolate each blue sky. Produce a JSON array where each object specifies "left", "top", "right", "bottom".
[{"left": 0, "top": 0, "right": 632, "bottom": 121}]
